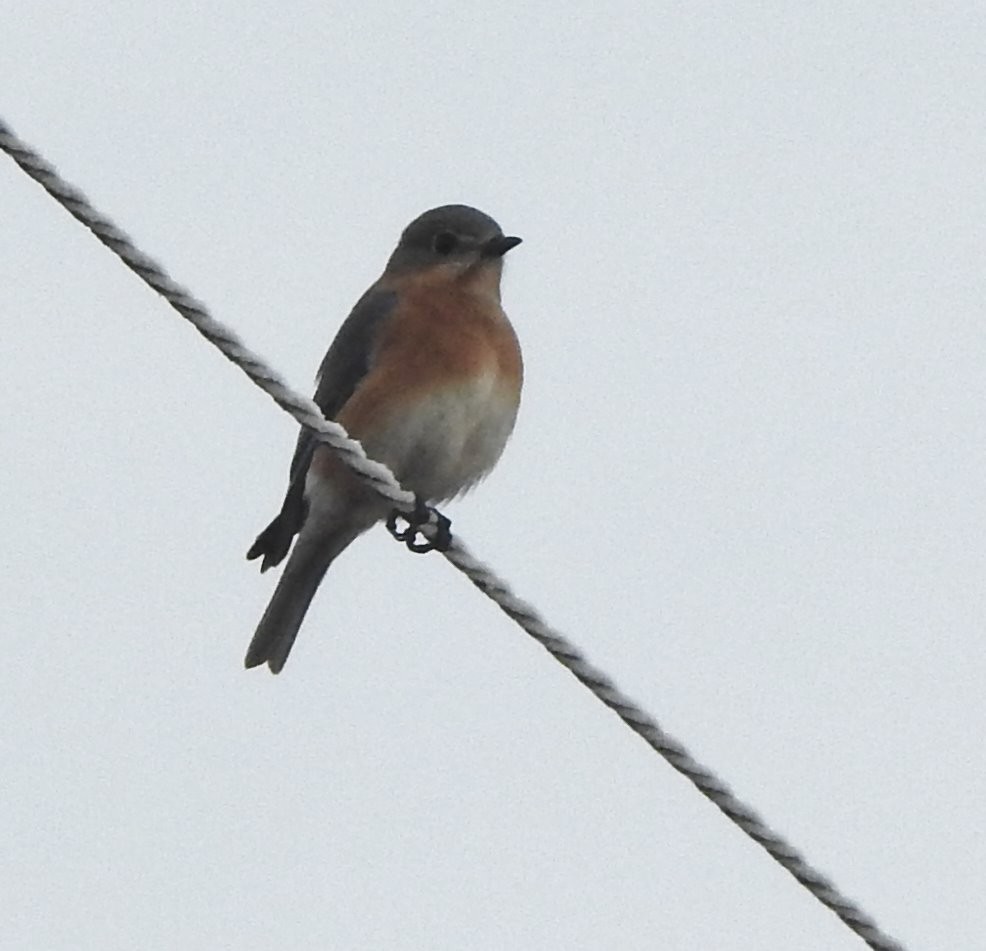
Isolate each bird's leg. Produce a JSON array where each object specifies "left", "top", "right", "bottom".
[
  {"left": 405, "top": 507, "right": 452, "bottom": 553},
  {"left": 385, "top": 497, "right": 427, "bottom": 544},
  {"left": 386, "top": 496, "right": 452, "bottom": 554}
]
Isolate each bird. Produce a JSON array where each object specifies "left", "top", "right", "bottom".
[{"left": 244, "top": 204, "right": 523, "bottom": 674}]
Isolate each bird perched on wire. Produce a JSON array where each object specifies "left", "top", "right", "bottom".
[{"left": 245, "top": 204, "right": 523, "bottom": 674}]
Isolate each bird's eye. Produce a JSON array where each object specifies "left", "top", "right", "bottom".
[{"left": 432, "top": 231, "right": 458, "bottom": 255}]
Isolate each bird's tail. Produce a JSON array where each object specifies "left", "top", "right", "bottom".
[{"left": 244, "top": 527, "right": 358, "bottom": 674}]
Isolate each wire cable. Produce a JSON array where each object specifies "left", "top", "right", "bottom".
[{"left": 1, "top": 116, "right": 907, "bottom": 951}]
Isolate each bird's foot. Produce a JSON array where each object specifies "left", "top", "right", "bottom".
[{"left": 386, "top": 496, "right": 452, "bottom": 554}]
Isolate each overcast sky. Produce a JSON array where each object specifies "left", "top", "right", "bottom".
[{"left": 3, "top": 4, "right": 984, "bottom": 950}]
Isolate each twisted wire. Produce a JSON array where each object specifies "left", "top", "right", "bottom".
[{"left": 1, "top": 116, "right": 906, "bottom": 951}]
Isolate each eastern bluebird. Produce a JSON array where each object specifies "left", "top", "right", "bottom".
[{"left": 245, "top": 204, "right": 523, "bottom": 673}]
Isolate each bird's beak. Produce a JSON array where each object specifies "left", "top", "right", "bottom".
[{"left": 481, "top": 235, "right": 523, "bottom": 258}]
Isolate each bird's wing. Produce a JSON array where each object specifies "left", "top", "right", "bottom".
[
  {"left": 289, "top": 287, "right": 398, "bottom": 479},
  {"left": 247, "top": 287, "right": 398, "bottom": 570}
]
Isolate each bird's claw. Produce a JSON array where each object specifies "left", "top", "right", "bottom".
[{"left": 386, "top": 497, "right": 452, "bottom": 554}]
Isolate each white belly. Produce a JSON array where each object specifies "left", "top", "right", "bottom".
[{"left": 362, "top": 370, "right": 519, "bottom": 502}]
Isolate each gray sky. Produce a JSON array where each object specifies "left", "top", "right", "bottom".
[{"left": 3, "top": 4, "right": 983, "bottom": 949}]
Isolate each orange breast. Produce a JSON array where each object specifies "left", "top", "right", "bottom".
[{"left": 339, "top": 267, "right": 523, "bottom": 438}]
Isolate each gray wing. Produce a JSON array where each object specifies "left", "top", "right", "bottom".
[{"left": 246, "top": 287, "right": 397, "bottom": 571}]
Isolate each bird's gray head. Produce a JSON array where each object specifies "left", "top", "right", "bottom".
[{"left": 385, "top": 204, "right": 522, "bottom": 276}]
